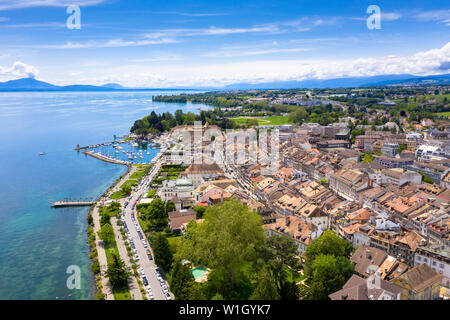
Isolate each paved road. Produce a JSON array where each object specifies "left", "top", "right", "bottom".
[{"left": 118, "top": 146, "right": 173, "bottom": 301}]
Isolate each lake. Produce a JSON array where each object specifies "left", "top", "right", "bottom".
[{"left": 0, "top": 91, "right": 208, "bottom": 299}]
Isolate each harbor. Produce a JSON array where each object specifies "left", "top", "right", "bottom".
[{"left": 77, "top": 139, "right": 160, "bottom": 165}]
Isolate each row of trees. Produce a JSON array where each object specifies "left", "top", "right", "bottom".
[{"left": 97, "top": 202, "right": 132, "bottom": 292}]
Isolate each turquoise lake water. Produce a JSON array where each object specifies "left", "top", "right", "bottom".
[{"left": 0, "top": 91, "right": 208, "bottom": 299}]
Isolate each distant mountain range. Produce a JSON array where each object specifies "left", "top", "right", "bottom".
[
  {"left": 221, "top": 73, "right": 450, "bottom": 90},
  {"left": 1, "top": 73, "right": 449, "bottom": 92},
  {"left": 0, "top": 78, "right": 126, "bottom": 91}
]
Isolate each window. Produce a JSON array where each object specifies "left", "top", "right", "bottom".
[
  {"left": 417, "top": 256, "right": 421, "bottom": 261},
  {"left": 440, "top": 264, "right": 444, "bottom": 269},
  {"left": 432, "top": 261, "right": 436, "bottom": 266}
]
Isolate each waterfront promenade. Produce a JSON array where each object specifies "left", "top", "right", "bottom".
[
  {"left": 92, "top": 165, "right": 144, "bottom": 300},
  {"left": 87, "top": 136, "right": 169, "bottom": 300},
  {"left": 91, "top": 202, "right": 114, "bottom": 300}
]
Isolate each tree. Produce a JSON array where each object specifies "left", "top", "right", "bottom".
[
  {"left": 105, "top": 253, "right": 131, "bottom": 290},
  {"left": 98, "top": 223, "right": 115, "bottom": 247},
  {"left": 288, "top": 107, "right": 308, "bottom": 124},
  {"left": 99, "top": 211, "right": 111, "bottom": 226},
  {"left": 175, "top": 199, "right": 265, "bottom": 295},
  {"left": 250, "top": 268, "right": 281, "bottom": 300},
  {"left": 307, "top": 254, "right": 353, "bottom": 300},
  {"left": 193, "top": 205, "right": 206, "bottom": 219},
  {"left": 121, "top": 184, "right": 132, "bottom": 196},
  {"left": 148, "top": 198, "right": 167, "bottom": 220},
  {"left": 260, "top": 235, "right": 301, "bottom": 299},
  {"left": 165, "top": 200, "right": 176, "bottom": 214},
  {"left": 305, "top": 230, "right": 353, "bottom": 270},
  {"left": 153, "top": 233, "right": 173, "bottom": 272},
  {"left": 175, "top": 109, "right": 184, "bottom": 125},
  {"left": 170, "top": 259, "right": 196, "bottom": 300}
]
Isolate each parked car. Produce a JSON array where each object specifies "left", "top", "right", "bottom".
[{"left": 142, "top": 276, "right": 148, "bottom": 286}]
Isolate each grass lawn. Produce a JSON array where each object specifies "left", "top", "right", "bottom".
[
  {"left": 121, "top": 179, "right": 137, "bottom": 188},
  {"left": 435, "top": 112, "right": 450, "bottom": 118},
  {"left": 167, "top": 236, "right": 181, "bottom": 255},
  {"left": 129, "top": 171, "right": 145, "bottom": 180},
  {"left": 113, "top": 287, "right": 132, "bottom": 300},
  {"left": 232, "top": 115, "right": 293, "bottom": 126},
  {"left": 110, "top": 190, "right": 129, "bottom": 199}
]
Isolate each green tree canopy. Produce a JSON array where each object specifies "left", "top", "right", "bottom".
[
  {"left": 307, "top": 254, "right": 353, "bottom": 300},
  {"left": 250, "top": 268, "right": 281, "bottom": 300},
  {"left": 193, "top": 205, "right": 206, "bottom": 219},
  {"left": 175, "top": 199, "right": 265, "bottom": 290},
  {"left": 170, "top": 259, "right": 196, "bottom": 300},
  {"left": 153, "top": 233, "right": 173, "bottom": 272},
  {"left": 98, "top": 223, "right": 115, "bottom": 247},
  {"left": 260, "top": 235, "right": 301, "bottom": 299},
  {"left": 288, "top": 107, "right": 308, "bottom": 124},
  {"left": 165, "top": 200, "right": 176, "bottom": 214},
  {"left": 105, "top": 253, "right": 132, "bottom": 290},
  {"left": 305, "top": 230, "right": 353, "bottom": 268}
]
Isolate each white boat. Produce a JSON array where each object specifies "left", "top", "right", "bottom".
[{"left": 131, "top": 142, "right": 138, "bottom": 147}]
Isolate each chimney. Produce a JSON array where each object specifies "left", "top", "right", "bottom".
[{"left": 286, "top": 216, "right": 291, "bottom": 226}]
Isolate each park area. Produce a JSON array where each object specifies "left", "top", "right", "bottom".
[{"left": 231, "top": 115, "right": 293, "bottom": 126}]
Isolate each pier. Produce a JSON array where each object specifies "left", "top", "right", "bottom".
[
  {"left": 83, "top": 150, "right": 131, "bottom": 165},
  {"left": 51, "top": 200, "right": 95, "bottom": 208}
]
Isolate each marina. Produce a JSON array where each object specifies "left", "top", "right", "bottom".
[{"left": 78, "top": 140, "right": 160, "bottom": 165}]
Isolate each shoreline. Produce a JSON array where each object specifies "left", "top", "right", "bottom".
[
  {"left": 86, "top": 161, "right": 133, "bottom": 300},
  {"left": 84, "top": 137, "right": 163, "bottom": 300}
]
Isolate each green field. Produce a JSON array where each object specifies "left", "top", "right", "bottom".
[
  {"left": 435, "top": 112, "right": 450, "bottom": 118},
  {"left": 110, "top": 190, "right": 128, "bottom": 199},
  {"left": 231, "top": 115, "right": 292, "bottom": 126}
]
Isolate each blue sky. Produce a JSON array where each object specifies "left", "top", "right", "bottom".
[{"left": 0, "top": 0, "right": 449, "bottom": 87}]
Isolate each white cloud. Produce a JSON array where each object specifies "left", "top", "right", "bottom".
[
  {"left": 414, "top": 9, "right": 450, "bottom": 26},
  {"left": 0, "top": 61, "right": 39, "bottom": 78},
  {"left": 83, "top": 42, "right": 450, "bottom": 87},
  {"left": 144, "top": 25, "right": 281, "bottom": 39},
  {"left": 204, "top": 47, "right": 311, "bottom": 58},
  {"left": 0, "top": 0, "right": 106, "bottom": 11},
  {"left": 382, "top": 12, "right": 401, "bottom": 21},
  {"left": 40, "top": 38, "right": 177, "bottom": 49}
]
